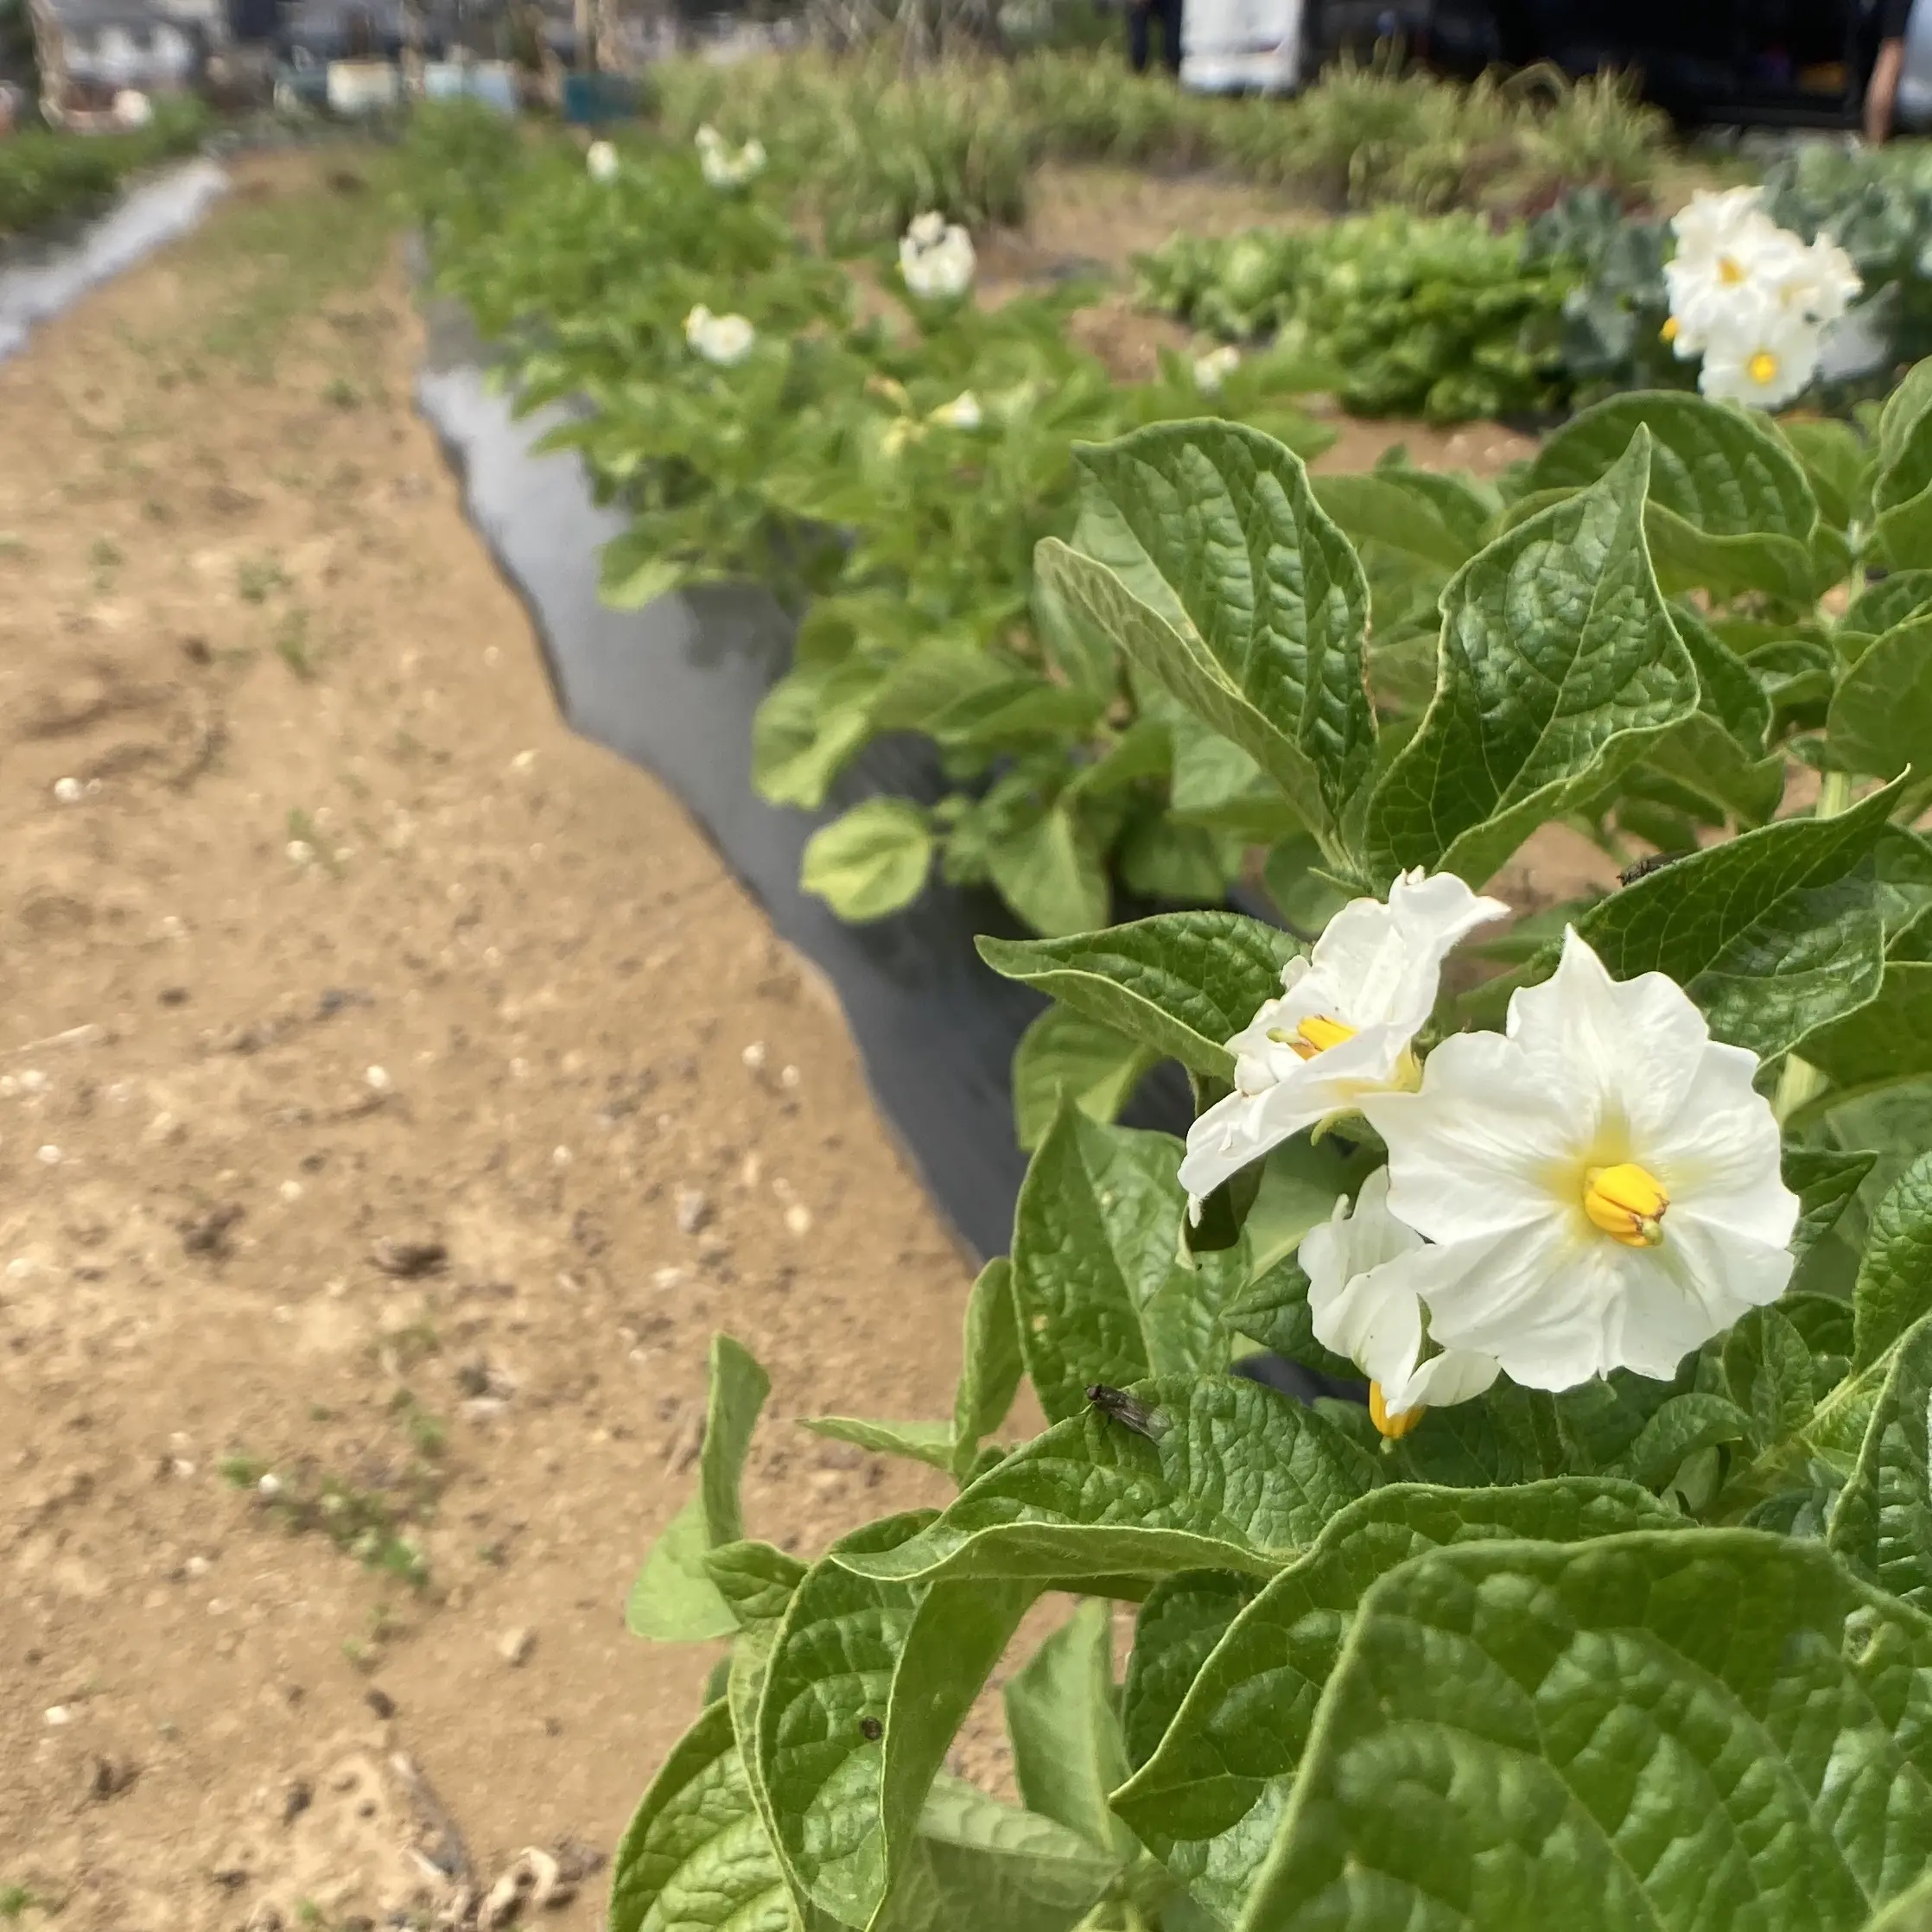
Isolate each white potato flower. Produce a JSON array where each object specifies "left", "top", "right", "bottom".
[
  {"left": 684, "top": 304, "right": 755, "bottom": 367},
  {"left": 1698, "top": 309, "right": 1826, "bottom": 411},
  {"left": 113, "top": 88, "right": 152, "bottom": 127},
  {"left": 1177, "top": 869, "right": 1509, "bottom": 1207},
  {"left": 1360, "top": 928, "right": 1798, "bottom": 1391},
  {"left": 1193, "top": 345, "right": 1242, "bottom": 393},
  {"left": 929, "top": 391, "right": 982, "bottom": 430},
  {"left": 899, "top": 215, "right": 976, "bottom": 302},
  {"left": 1301, "top": 1167, "right": 1500, "bottom": 1439},
  {"left": 696, "top": 124, "right": 766, "bottom": 190},
  {"left": 1661, "top": 187, "right": 1859, "bottom": 411},
  {"left": 585, "top": 139, "right": 619, "bottom": 183}
]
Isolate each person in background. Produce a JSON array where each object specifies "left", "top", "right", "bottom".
[
  {"left": 1866, "top": 0, "right": 1916, "bottom": 143},
  {"left": 1128, "top": 0, "right": 1184, "bottom": 75}
]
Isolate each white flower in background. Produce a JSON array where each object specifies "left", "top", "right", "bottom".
[
  {"left": 899, "top": 214, "right": 976, "bottom": 302},
  {"left": 1302, "top": 1168, "right": 1500, "bottom": 1438},
  {"left": 586, "top": 139, "right": 620, "bottom": 183},
  {"left": 113, "top": 88, "right": 151, "bottom": 127},
  {"left": 1698, "top": 309, "right": 1827, "bottom": 411},
  {"left": 929, "top": 391, "right": 982, "bottom": 430},
  {"left": 1193, "top": 345, "right": 1241, "bottom": 393},
  {"left": 684, "top": 304, "right": 755, "bottom": 367},
  {"left": 1662, "top": 187, "right": 1860, "bottom": 411},
  {"left": 696, "top": 124, "right": 766, "bottom": 190},
  {"left": 1361, "top": 929, "right": 1797, "bottom": 1390},
  {"left": 1177, "top": 869, "right": 1509, "bottom": 1208}
]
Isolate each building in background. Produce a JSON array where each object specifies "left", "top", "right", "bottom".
[{"left": 27, "top": 0, "right": 210, "bottom": 121}]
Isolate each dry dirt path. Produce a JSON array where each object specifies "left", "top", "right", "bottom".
[{"left": 0, "top": 151, "right": 971, "bottom": 1929}]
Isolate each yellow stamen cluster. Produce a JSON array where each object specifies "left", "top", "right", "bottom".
[
  {"left": 1268, "top": 1014, "right": 1357, "bottom": 1060},
  {"left": 1661, "top": 316, "right": 1681, "bottom": 343},
  {"left": 1584, "top": 1163, "right": 1668, "bottom": 1248},
  {"left": 1369, "top": 1382, "right": 1424, "bottom": 1439},
  {"left": 1719, "top": 255, "right": 1747, "bottom": 285},
  {"left": 1748, "top": 350, "right": 1779, "bottom": 387}
]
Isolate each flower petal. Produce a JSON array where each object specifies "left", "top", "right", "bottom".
[
  {"left": 1391, "top": 1346, "right": 1501, "bottom": 1415},
  {"left": 1363, "top": 1029, "right": 1577, "bottom": 1244},
  {"left": 1312, "top": 1254, "right": 1425, "bottom": 1393}
]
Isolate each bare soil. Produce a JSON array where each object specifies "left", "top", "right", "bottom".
[{"left": 0, "top": 150, "right": 972, "bottom": 1930}]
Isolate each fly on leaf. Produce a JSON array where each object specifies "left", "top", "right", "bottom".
[
  {"left": 1618, "top": 851, "right": 1682, "bottom": 887},
  {"left": 1085, "top": 1384, "right": 1168, "bottom": 1440}
]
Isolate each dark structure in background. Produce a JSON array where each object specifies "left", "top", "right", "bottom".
[{"left": 1312, "top": 0, "right": 1892, "bottom": 128}]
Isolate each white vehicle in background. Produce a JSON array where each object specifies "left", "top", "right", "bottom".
[{"left": 1180, "top": 0, "right": 1304, "bottom": 92}]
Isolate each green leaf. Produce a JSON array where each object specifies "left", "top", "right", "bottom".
[
  {"left": 1110, "top": 1481, "right": 1677, "bottom": 1853},
  {"left": 952, "top": 1258, "right": 1024, "bottom": 1484},
  {"left": 1004, "top": 1599, "right": 1139, "bottom": 1859},
  {"left": 1012, "top": 1005, "right": 1159, "bottom": 1153},
  {"left": 1671, "top": 601, "right": 1772, "bottom": 751},
  {"left": 801, "top": 800, "right": 934, "bottom": 923},
  {"left": 599, "top": 538, "right": 684, "bottom": 613},
  {"left": 1781, "top": 414, "right": 1869, "bottom": 530},
  {"left": 1611, "top": 1391, "right": 1755, "bottom": 1488},
  {"left": 1119, "top": 1572, "right": 1255, "bottom": 1772},
  {"left": 1804, "top": 964, "right": 1932, "bottom": 1098},
  {"left": 1789, "top": 1145, "right": 1880, "bottom": 1261},
  {"left": 1116, "top": 815, "right": 1242, "bottom": 905},
  {"left": 798, "top": 1415, "right": 956, "bottom": 1472},
  {"left": 1722, "top": 1305, "right": 1817, "bottom": 1448},
  {"left": 1166, "top": 708, "right": 1301, "bottom": 842},
  {"left": 874, "top": 1775, "right": 1121, "bottom": 1932},
  {"left": 1240, "top": 1529, "right": 1932, "bottom": 1932},
  {"left": 1532, "top": 391, "right": 1821, "bottom": 601},
  {"left": 608, "top": 1700, "right": 793, "bottom": 1932},
  {"left": 988, "top": 803, "right": 1109, "bottom": 939},
  {"left": 1042, "top": 418, "right": 1376, "bottom": 845},
  {"left": 1560, "top": 777, "right": 1901, "bottom": 1058},
  {"left": 1874, "top": 360, "right": 1932, "bottom": 569},
  {"left": 1829, "top": 1313, "right": 1932, "bottom": 1611},
  {"left": 1223, "top": 1255, "right": 1361, "bottom": 1383},
  {"left": 1243, "top": 1522, "right": 1932, "bottom": 1932},
  {"left": 703, "top": 1540, "right": 808, "bottom": 1641},
  {"left": 1237, "top": 1133, "right": 1381, "bottom": 1280},
  {"left": 627, "top": 1334, "right": 771, "bottom": 1641},
  {"left": 833, "top": 1375, "right": 1381, "bottom": 1589},
  {"left": 626, "top": 1496, "right": 740, "bottom": 1643},
  {"left": 978, "top": 913, "right": 1303, "bottom": 1082},
  {"left": 1831, "top": 615, "right": 1932, "bottom": 782},
  {"left": 1011, "top": 1109, "right": 1248, "bottom": 1422},
  {"left": 1856, "top": 1152, "right": 1932, "bottom": 1370},
  {"left": 1367, "top": 431, "right": 1700, "bottom": 887},
  {"left": 751, "top": 664, "right": 879, "bottom": 810},
  {"left": 1311, "top": 469, "right": 1483, "bottom": 571},
  {"left": 1847, "top": 572, "right": 1932, "bottom": 639},
  {"left": 753, "top": 1511, "right": 936, "bottom": 1926}
]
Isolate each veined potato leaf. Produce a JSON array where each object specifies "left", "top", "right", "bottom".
[
  {"left": 833, "top": 1375, "right": 1381, "bottom": 1589},
  {"left": 952, "top": 1257, "right": 1024, "bottom": 1483},
  {"left": 1559, "top": 776, "right": 1901, "bottom": 1059},
  {"left": 1038, "top": 419, "right": 1376, "bottom": 847},
  {"left": 1239, "top": 1530, "right": 1932, "bottom": 1932},
  {"left": 608, "top": 1700, "right": 794, "bottom": 1932},
  {"left": 1010, "top": 1108, "right": 1249, "bottom": 1422},
  {"left": 1855, "top": 1152, "right": 1932, "bottom": 1371},
  {"left": 988, "top": 801, "right": 1109, "bottom": 939},
  {"left": 1828, "top": 1312, "right": 1932, "bottom": 1612},
  {"left": 1004, "top": 1599, "right": 1140, "bottom": 1861},
  {"left": 1789, "top": 1145, "right": 1879, "bottom": 1262},
  {"left": 1831, "top": 614, "right": 1932, "bottom": 783},
  {"left": 979, "top": 912, "right": 1304, "bottom": 1081},
  {"left": 1804, "top": 964, "right": 1932, "bottom": 1098},
  {"left": 1367, "top": 433, "right": 1700, "bottom": 888},
  {"left": 1847, "top": 571, "right": 1932, "bottom": 640},
  {"left": 798, "top": 1415, "right": 956, "bottom": 1472},
  {"left": 800, "top": 799, "right": 933, "bottom": 924},
  {"left": 1120, "top": 1572, "right": 1255, "bottom": 1775},
  {"left": 1110, "top": 1480, "right": 1677, "bottom": 1851},
  {"left": 627, "top": 1334, "right": 771, "bottom": 1642},
  {"left": 1310, "top": 469, "right": 1484, "bottom": 572},
  {"left": 1532, "top": 390, "right": 1821, "bottom": 601},
  {"left": 1012, "top": 1003, "right": 1159, "bottom": 1153},
  {"left": 1874, "top": 360, "right": 1932, "bottom": 569}
]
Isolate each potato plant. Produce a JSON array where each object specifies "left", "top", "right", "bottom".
[{"left": 613, "top": 374, "right": 1932, "bottom": 1930}]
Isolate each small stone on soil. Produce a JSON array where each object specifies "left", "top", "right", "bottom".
[
  {"left": 498, "top": 1626, "right": 536, "bottom": 1668},
  {"left": 674, "top": 1188, "right": 709, "bottom": 1235},
  {"left": 371, "top": 1237, "right": 448, "bottom": 1278}
]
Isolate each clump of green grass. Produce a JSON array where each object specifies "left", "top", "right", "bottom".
[
  {"left": 273, "top": 608, "right": 317, "bottom": 680},
  {"left": 236, "top": 554, "right": 288, "bottom": 603}
]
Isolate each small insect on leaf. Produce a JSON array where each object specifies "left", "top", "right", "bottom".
[
  {"left": 1085, "top": 1384, "right": 1168, "bottom": 1440},
  {"left": 858, "top": 1716, "right": 883, "bottom": 1741},
  {"left": 1618, "top": 851, "right": 1683, "bottom": 887}
]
